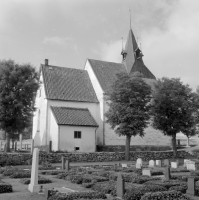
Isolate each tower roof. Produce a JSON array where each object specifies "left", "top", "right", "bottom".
[{"left": 122, "top": 29, "right": 156, "bottom": 79}]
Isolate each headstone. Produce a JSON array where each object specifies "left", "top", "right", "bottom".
[
  {"left": 31, "top": 139, "right": 34, "bottom": 154},
  {"left": 44, "top": 189, "right": 51, "bottom": 200},
  {"left": 149, "top": 160, "right": 155, "bottom": 167},
  {"left": 136, "top": 163, "right": 142, "bottom": 169},
  {"left": 136, "top": 158, "right": 143, "bottom": 166},
  {"left": 171, "top": 161, "right": 178, "bottom": 168},
  {"left": 28, "top": 148, "right": 40, "bottom": 193},
  {"left": 62, "top": 157, "right": 69, "bottom": 171},
  {"left": 184, "top": 159, "right": 191, "bottom": 167},
  {"left": 163, "top": 159, "right": 170, "bottom": 166},
  {"left": 156, "top": 160, "right": 162, "bottom": 167},
  {"left": 165, "top": 167, "right": 171, "bottom": 181},
  {"left": 177, "top": 158, "right": 184, "bottom": 166},
  {"left": 19, "top": 134, "right": 22, "bottom": 150},
  {"left": 186, "top": 162, "right": 195, "bottom": 171},
  {"left": 117, "top": 173, "right": 124, "bottom": 198},
  {"left": 121, "top": 163, "right": 127, "bottom": 168},
  {"left": 142, "top": 169, "right": 151, "bottom": 176},
  {"left": 186, "top": 177, "right": 196, "bottom": 196}
]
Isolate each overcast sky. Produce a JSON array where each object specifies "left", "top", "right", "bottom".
[{"left": 0, "top": 0, "right": 199, "bottom": 90}]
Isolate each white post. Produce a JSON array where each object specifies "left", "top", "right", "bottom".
[
  {"left": 28, "top": 148, "right": 40, "bottom": 193},
  {"left": 31, "top": 139, "right": 34, "bottom": 154},
  {"left": 19, "top": 134, "right": 22, "bottom": 150}
]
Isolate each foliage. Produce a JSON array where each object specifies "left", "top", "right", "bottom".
[
  {"left": 20, "top": 176, "right": 52, "bottom": 184},
  {"left": 105, "top": 72, "right": 152, "bottom": 160},
  {"left": 0, "top": 59, "right": 39, "bottom": 152},
  {"left": 151, "top": 77, "right": 199, "bottom": 156},
  {"left": 140, "top": 190, "right": 190, "bottom": 200},
  {"left": 0, "top": 182, "right": 12, "bottom": 193},
  {"left": 48, "top": 191, "right": 107, "bottom": 200},
  {"left": 91, "top": 181, "right": 116, "bottom": 194}
]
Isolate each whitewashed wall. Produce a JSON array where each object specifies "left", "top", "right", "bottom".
[
  {"left": 32, "top": 71, "right": 48, "bottom": 146},
  {"left": 59, "top": 125, "right": 96, "bottom": 152}
]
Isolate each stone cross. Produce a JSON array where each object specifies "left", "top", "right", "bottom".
[
  {"left": 117, "top": 173, "right": 124, "bottom": 198},
  {"left": 142, "top": 168, "right": 151, "bottom": 176},
  {"left": 149, "top": 160, "right": 155, "bottom": 167},
  {"left": 28, "top": 148, "right": 40, "bottom": 193},
  {"left": 62, "top": 157, "right": 69, "bottom": 171},
  {"left": 186, "top": 177, "right": 196, "bottom": 196},
  {"left": 165, "top": 167, "right": 171, "bottom": 181}
]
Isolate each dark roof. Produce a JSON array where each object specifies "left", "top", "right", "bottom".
[
  {"left": 41, "top": 64, "right": 98, "bottom": 103},
  {"left": 51, "top": 106, "right": 98, "bottom": 127},
  {"left": 88, "top": 59, "right": 126, "bottom": 93},
  {"left": 123, "top": 29, "right": 156, "bottom": 79}
]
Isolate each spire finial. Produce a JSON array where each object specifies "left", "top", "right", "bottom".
[{"left": 129, "top": 9, "right": 131, "bottom": 29}]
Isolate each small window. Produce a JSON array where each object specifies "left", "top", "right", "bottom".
[
  {"left": 74, "top": 131, "right": 81, "bottom": 138},
  {"left": 75, "top": 147, "right": 80, "bottom": 151}
]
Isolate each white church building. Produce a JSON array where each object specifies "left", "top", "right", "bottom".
[{"left": 32, "top": 29, "right": 171, "bottom": 152}]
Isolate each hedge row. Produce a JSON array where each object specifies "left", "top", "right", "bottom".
[
  {"left": 97, "top": 145, "right": 171, "bottom": 152},
  {"left": 0, "top": 182, "right": 12, "bottom": 193},
  {"left": 0, "top": 150, "right": 192, "bottom": 166}
]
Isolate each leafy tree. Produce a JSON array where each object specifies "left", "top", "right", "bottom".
[
  {"left": 151, "top": 77, "right": 199, "bottom": 157},
  {"left": 0, "top": 60, "right": 39, "bottom": 152},
  {"left": 105, "top": 72, "right": 152, "bottom": 160}
]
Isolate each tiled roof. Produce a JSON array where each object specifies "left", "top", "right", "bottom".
[
  {"left": 88, "top": 59, "right": 126, "bottom": 93},
  {"left": 51, "top": 106, "right": 98, "bottom": 127},
  {"left": 41, "top": 64, "right": 98, "bottom": 103}
]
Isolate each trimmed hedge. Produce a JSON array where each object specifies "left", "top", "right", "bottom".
[
  {"left": 0, "top": 182, "right": 12, "bottom": 193},
  {"left": 9, "top": 171, "right": 31, "bottom": 178},
  {"left": 140, "top": 190, "right": 190, "bottom": 200},
  {"left": 20, "top": 177, "right": 52, "bottom": 184},
  {"left": 0, "top": 150, "right": 192, "bottom": 166},
  {"left": 48, "top": 191, "right": 107, "bottom": 200}
]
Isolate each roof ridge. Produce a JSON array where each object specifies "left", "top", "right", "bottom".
[
  {"left": 41, "top": 64, "right": 85, "bottom": 72},
  {"left": 88, "top": 58, "right": 121, "bottom": 65},
  {"left": 51, "top": 106, "right": 89, "bottom": 111}
]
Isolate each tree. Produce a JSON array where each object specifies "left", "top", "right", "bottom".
[
  {"left": 0, "top": 60, "right": 39, "bottom": 152},
  {"left": 151, "top": 77, "right": 199, "bottom": 157},
  {"left": 105, "top": 72, "right": 152, "bottom": 160}
]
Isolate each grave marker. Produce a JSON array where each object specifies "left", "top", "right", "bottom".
[
  {"left": 171, "top": 161, "right": 178, "bottom": 169},
  {"left": 136, "top": 158, "right": 143, "bottom": 166},
  {"left": 28, "top": 148, "right": 40, "bottom": 193},
  {"left": 149, "top": 160, "right": 155, "bottom": 167},
  {"left": 142, "top": 169, "right": 151, "bottom": 176},
  {"left": 136, "top": 163, "right": 142, "bottom": 169},
  {"left": 117, "top": 173, "right": 124, "bottom": 198},
  {"left": 163, "top": 159, "right": 170, "bottom": 166},
  {"left": 44, "top": 189, "right": 51, "bottom": 200},
  {"left": 186, "top": 177, "right": 196, "bottom": 196},
  {"left": 121, "top": 163, "right": 127, "bottom": 168},
  {"left": 165, "top": 167, "right": 171, "bottom": 181},
  {"left": 62, "top": 157, "right": 69, "bottom": 171},
  {"left": 156, "top": 160, "right": 162, "bottom": 167}
]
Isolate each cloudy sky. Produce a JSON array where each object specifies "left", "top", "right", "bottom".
[{"left": 0, "top": 0, "right": 199, "bottom": 90}]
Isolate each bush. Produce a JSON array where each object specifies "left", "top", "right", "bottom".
[
  {"left": 40, "top": 170, "right": 64, "bottom": 175},
  {"left": 140, "top": 190, "right": 190, "bottom": 200},
  {"left": 144, "top": 180, "right": 182, "bottom": 189},
  {"left": 91, "top": 181, "right": 116, "bottom": 194},
  {"left": 9, "top": 171, "right": 31, "bottom": 178},
  {"left": 123, "top": 185, "right": 167, "bottom": 200},
  {"left": 169, "top": 185, "right": 187, "bottom": 193},
  {"left": 0, "top": 182, "right": 12, "bottom": 193},
  {"left": 48, "top": 191, "right": 107, "bottom": 200},
  {"left": 82, "top": 182, "right": 94, "bottom": 188},
  {"left": 20, "top": 177, "right": 52, "bottom": 184}
]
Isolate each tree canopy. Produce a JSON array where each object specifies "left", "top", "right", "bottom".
[
  {"left": 0, "top": 60, "right": 39, "bottom": 151},
  {"left": 105, "top": 72, "right": 152, "bottom": 160},
  {"left": 151, "top": 77, "right": 199, "bottom": 156}
]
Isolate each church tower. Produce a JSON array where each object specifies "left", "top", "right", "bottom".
[{"left": 121, "top": 29, "right": 156, "bottom": 79}]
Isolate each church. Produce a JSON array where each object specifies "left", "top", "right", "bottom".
[{"left": 32, "top": 28, "right": 171, "bottom": 152}]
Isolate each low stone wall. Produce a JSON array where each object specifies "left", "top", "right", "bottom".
[
  {"left": 96, "top": 145, "right": 172, "bottom": 152},
  {"left": 0, "top": 150, "right": 192, "bottom": 166}
]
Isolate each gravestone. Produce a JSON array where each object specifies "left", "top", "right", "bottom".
[
  {"left": 186, "top": 177, "right": 196, "bottom": 196},
  {"left": 177, "top": 158, "right": 184, "bottom": 166},
  {"left": 44, "top": 189, "right": 51, "bottom": 200},
  {"left": 186, "top": 161, "right": 196, "bottom": 171},
  {"left": 136, "top": 158, "right": 143, "bottom": 166},
  {"left": 62, "top": 157, "right": 69, "bottom": 171},
  {"left": 165, "top": 167, "right": 171, "bottom": 181},
  {"left": 156, "top": 160, "right": 162, "bottom": 167},
  {"left": 121, "top": 163, "right": 127, "bottom": 168},
  {"left": 136, "top": 163, "right": 142, "bottom": 169},
  {"left": 163, "top": 159, "right": 170, "bottom": 166},
  {"left": 19, "top": 134, "right": 22, "bottom": 150},
  {"left": 142, "top": 169, "right": 151, "bottom": 176},
  {"left": 28, "top": 148, "right": 40, "bottom": 193},
  {"left": 171, "top": 161, "right": 178, "bottom": 169},
  {"left": 149, "top": 160, "right": 155, "bottom": 167},
  {"left": 117, "top": 173, "right": 124, "bottom": 198}
]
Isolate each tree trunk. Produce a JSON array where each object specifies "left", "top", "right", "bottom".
[
  {"left": 6, "top": 133, "right": 10, "bottom": 152},
  {"left": 187, "top": 137, "right": 190, "bottom": 147},
  {"left": 171, "top": 134, "right": 177, "bottom": 158},
  {"left": 125, "top": 135, "right": 131, "bottom": 160}
]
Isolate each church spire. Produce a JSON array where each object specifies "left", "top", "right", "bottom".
[{"left": 122, "top": 28, "right": 155, "bottom": 79}]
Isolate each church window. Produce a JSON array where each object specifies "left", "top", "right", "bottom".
[{"left": 74, "top": 131, "right": 81, "bottom": 138}]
